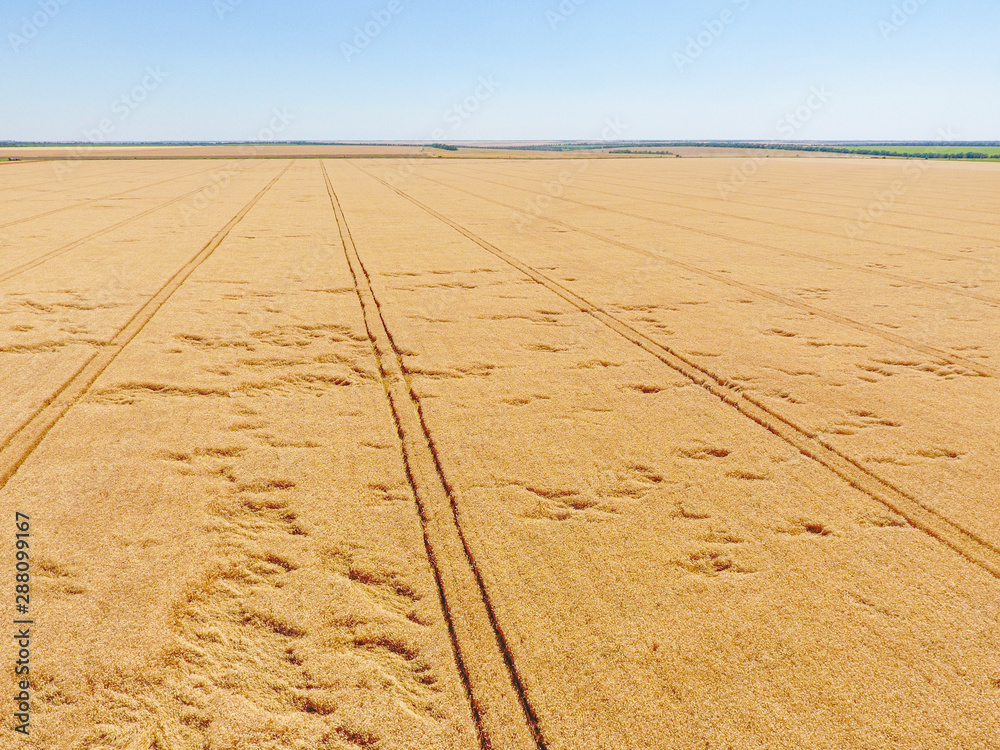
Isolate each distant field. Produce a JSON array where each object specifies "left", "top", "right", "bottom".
[
  {"left": 467, "top": 141, "right": 1000, "bottom": 161},
  {"left": 830, "top": 145, "right": 1000, "bottom": 159},
  {"left": 2, "top": 156, "right": 1000, "bottom": 749},
  {"left": 0, "top": 144, "right": 436, "bottom": 160},
  {"left": 4, "top": 143, "right": 1000, "bottom": 162},
  {"left": 0, "top": 144, "right": 652, "bottom": 161}
]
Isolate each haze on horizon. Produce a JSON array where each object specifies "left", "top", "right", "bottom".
[{"left": 2, "top": 0, "right": 997, "bottom": 143}]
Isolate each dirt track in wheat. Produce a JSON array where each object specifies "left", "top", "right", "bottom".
[{"left": 1, "top": 155, "right": 999, "bottom": 750}]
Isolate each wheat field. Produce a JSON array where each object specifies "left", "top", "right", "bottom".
[{"left": 1, "top": 155, "right": 999, "bottom": 750}]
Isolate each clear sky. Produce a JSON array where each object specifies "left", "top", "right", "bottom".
[{"left": 2, "top": 0, "right": 997, "bottom": 142}]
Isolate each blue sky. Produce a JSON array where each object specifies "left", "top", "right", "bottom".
[{"left": 2, "top": 0, "right": 997, "bottom": 141}]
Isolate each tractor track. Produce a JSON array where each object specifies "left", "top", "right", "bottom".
[
  {"left": 582, "top": 161, "right": 1000, "bottom": 219},
  {"left": 369, "top": 164, "right": 998, "bottom": 379},
  {"left": 356, "top": 163, "right": 1000, "bottom": 582},
  {"left": 323, "top": 162, "right": 547, "bottom": 750},
  {"left": 449, "top": 162, "right": 1000, "bottom": 270},
  {"left": 0, "top": 163, "right": 291, "bottom": 490},
  {"left": 447, "top": 163, "right": 1000, "bottom": 308},
  {"left": 0, "top": 161, "right": 233, "bottom": 229},
  {"left": 539, "top": 162, "right": 1000, "bottom": 229},
  {"left": 0, "top": 165, "right": 173, "bottom": 198},
  {"left": 0, "top": 179, "right": 242, "bottom": 284}
]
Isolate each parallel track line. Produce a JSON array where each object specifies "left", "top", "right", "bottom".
[
  {"left": 324, "top": 162, "right": 547, "bottom": 750},
  {"left": 359, "top": 164, "right": 1000, "bottom": 581},
  {"left": 552, "top": 158, "right": 1000, "bottom": 217},
  {"left": 452, "top": 162, "right": 999, "bottom": 267},
  {"left": 449, "top": 163, "right": 1000, "bottom": 307},
  {"left": 519, "top": 161, "right": 1000, "bottom": 229},
  {"left": 0, "top": 181, "right": 227, "bottom": 283},
  {"left": 0, "top": 162, "right": 232, "bottom": 229},
  {"left": 0, "top": 166, "right": 165, "bottom": 198},
  {"left": 376, "top": 165, "right": 998, "bottom": 378},
  {"left": 0, "top": 163, "right": 290, "bottom": 490}
]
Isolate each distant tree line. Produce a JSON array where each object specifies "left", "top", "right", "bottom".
[
  {"left": 749, "top": 144, "right": 999, "bottom": 159},
  {"left": 609, "top": 149, "right": 678, "bottom": 156},
  {"left": 491, "top": 141, "right": 1000, "bottom": 160}
]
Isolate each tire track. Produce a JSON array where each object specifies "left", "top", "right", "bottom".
[
  {"left": 0, "top": 160, "right": 186, "bottom": 196},
  {"left": 368, "top": 165, "right": 998, "bottom": 379},
  {"left": 0, "top": 167, "right": 161, "bottom": 198},
  {"left": 451, "top": 162, "right": 1000, "bottom": 267},
  {"left": 472, "top": 159, "right": 1000, "bottom": 242},
  {"left": 723, "top": 168, "right": 1000, "bottom": 215},
  {"left": 448, "top": 163, "right": 1000, "bottom": 308},
  {"left": 323, "top": 162, "right": 547, "bottom": 750},
  {"left": 0, "top": 180, "right": 232, "bottom": 283},
  {"left": 557, "top": 162, "right": 1000, "bottom": 228},
  {"left": 0, "top": 163, "right": 291, "bottom": 491},
  {"left": 357, "top": 164, "right": 1000, "bottom": 582},
  {"left": 0, "top": 161, "right": 230, "bottom": 229},
  {"left": 576, "top": 158, "right": 1000, "bottom": 218}
]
